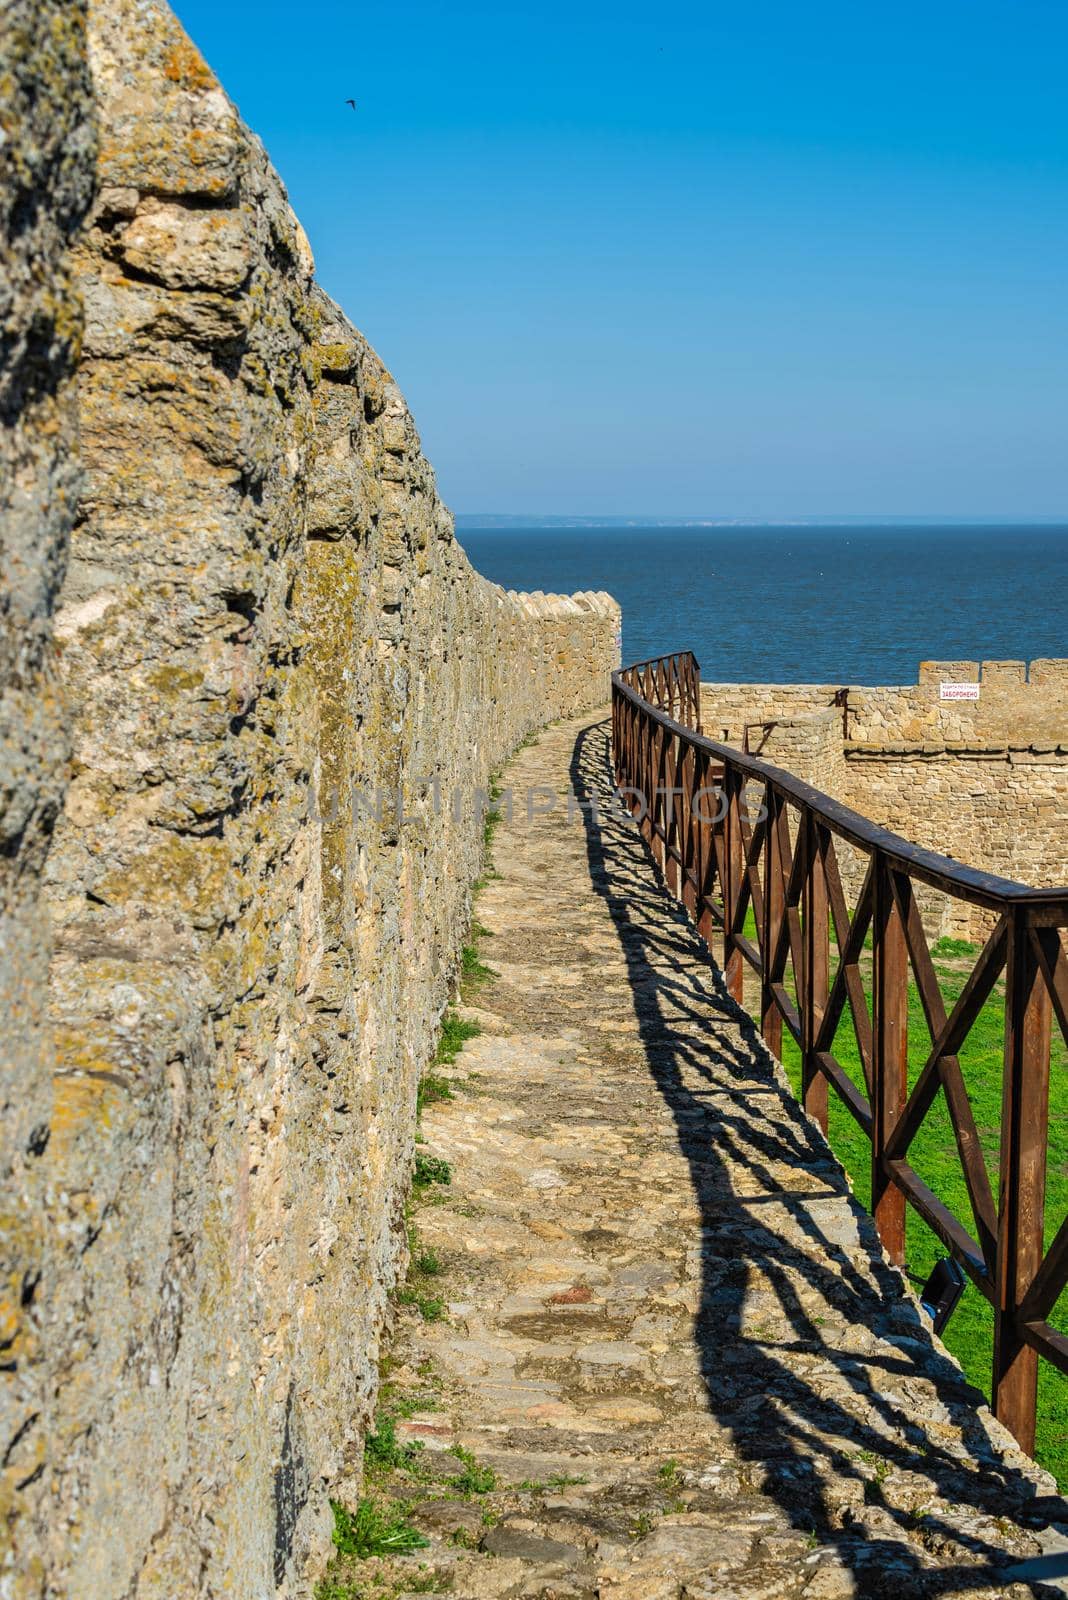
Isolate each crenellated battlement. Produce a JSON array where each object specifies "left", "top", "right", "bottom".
[{"left": 699, "top": 661, "right": 1067, "bottom": 940}]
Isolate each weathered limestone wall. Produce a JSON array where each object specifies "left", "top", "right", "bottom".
[
  {"left": 838, "top": 747, "right": 1068, "bottom": 937},
  {"left": 0, "top": 3, "right": 618, "bottom": 1595},
  {"left": 700, "top": 664, "right": 1067, "bottom": 939},
  {"left": 701, "top": 658, "right": 1068, "bottom": 749},
  {"left": 848, "top": 658, "right": 1068, "bottom": 746},
  {"left": 0, "top": 3, "right": 95, "bottom": 1590},
  {"left": 701, "top": 684, "right": 849, "bottom": 745}
]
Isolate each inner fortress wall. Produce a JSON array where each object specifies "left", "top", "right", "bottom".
[
  {"left": 700, "top": 658, "right": 1068, "bottom": 749},
  {"left": 700, "top": 662, "right": 1068, "bottom": 939},
  {"left": 0, "top": 4, "right": 618, "bottom": 1595}
]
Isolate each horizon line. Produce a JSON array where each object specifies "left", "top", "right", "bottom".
[{"left": 454, "top": 513, "right": 1068, "bottom": 528}]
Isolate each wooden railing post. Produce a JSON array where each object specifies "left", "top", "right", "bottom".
[
  {"left": 643, "top": 717, "right": 658, "bottom": 854},
  {"left": 694, "top": 750, "right": 716, "bottom": 952},
  {"left": 614, "top": 651, "right": 1068, "bottom": 1432},
  {"left": 663, "top": 731, "right": 679, "bottom": 897},
  {"left": 680, "top": 744, "right": 696, "bottom": 916},
  {"left": 994, "top": 913, "right": 1052, "bottom": 1454},
  {"left": 871, "top": 852, "right": 907, "bottom": 1265},
  {"left": 803, "top": 816, "right": 829, "bottom": 1133},
  {"left": 722, "top": 768, "right": 744, "bottom": 1003},
  {"left": 761, "top": 787, "right": 784, "bottom": 1059}
]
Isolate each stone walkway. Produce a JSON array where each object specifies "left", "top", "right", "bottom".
[{"left": 333, "top": 713, "right": 1068, "bottom": 1600}]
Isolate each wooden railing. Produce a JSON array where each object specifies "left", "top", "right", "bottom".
[
  {"left": 612, "top": 651, "right": 1068, "bottom": 1454},
  {"left": 617, "top": 650, "right": 702, "bottom": 733}
]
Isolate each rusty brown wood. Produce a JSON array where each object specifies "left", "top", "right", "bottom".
[
  {"left": 887, "top": 1159, "right": 989, "bottom": 1282},
  {"left": 994, "top": 913, "right": 1054, "bottom": 1455},
  {"left": 814, "top": 1051, "right": 873, "bottom": 1134},
  {"left": 1021, "top": 1206, "right": 1068, "bottom": 1325},
  {"left": 694, "top": 752, "right": 719, "bottom": 948},
  {"left": 771, "top": 983, "right": 803, "bottom": 1044},
  {"left": 782, "top": 811, "right": 807, "bottom": 990},
  {"left": 641, "top": 717, "right": 656, "bottom": 852},
  {"left": 804, "top": 819, "right": 830, "bottom": 1132},
  {"left": 708, "top": 775, "right": 731, "bottom": 916},
  {"left": 662, "top": 731, "right": 680, "bottom": 896},
  {"left": 652, "top": 719, "right": 670, "bottom": 867},
  {"left": 762, "top": 790, "right": 785, "bottom": 1058},
  {"left": 889, "top": 871, "right": 999, "bottom": 1267},
  {"left": 1020, "top": 1319, "right": 1068, "bottom": 1379},
  {"left": 812, "top": 861, "right": 875, "bottom": 1098},
  {"left": 822, "top": 832, "right": 854, "bottom": 954},
  {"left": 680, "top": 743, "right": 697, "bottom": 916},
  {"left": 723, "top": 770, "right": 745, "bottom": 1003},
  {"left": 766, "top": 805, "right": 807, "bottom": 1008},
  {"left": 737, "top": 790, "right": 767, "bottom": 941},
  {"left": 821, "top": 848, "right": 875, "bottom": 1091},
  {"left": 610, "top": 652, "right": 1068, "bottom": 1455},
  {"left": 885, "top": 912, "right": 1007, "bottom": 1273},
  {"left": 872, "top": 854, "right": 908, "bottom": 1265},
  {"left": 1031, "top": 925, "right": 1068, "bottom": 1050},
  {"left": 694, "top": 774, "right": 725, "bottom": 924}
]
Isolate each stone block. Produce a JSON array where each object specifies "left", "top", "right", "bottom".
[{"left": 980, "top": 659, "right": 1026, "bottom": 682}]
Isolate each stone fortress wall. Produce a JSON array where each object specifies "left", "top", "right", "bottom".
[
  {"left": 0, "top": 4, "right": 618, "bottom": 1596},
  {"left": 0, "top": 7, "right": 97, "bottom": 1598},
  {"left": 701, "top": 660, "right": 1068, "bottom": 938}
]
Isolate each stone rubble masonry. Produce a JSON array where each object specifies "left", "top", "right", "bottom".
[
  {"left": 701, "top": 659, "right": 1068, "bottom": 749},
  {"left": 701, "top": 662, "right": 1067, "bottom": 939},
  {"left": 0, "top": 3, "right": 96, "bottom": 1595},
  {"left": 0, "top": 2, "right": 618, "bottom": 1596}
]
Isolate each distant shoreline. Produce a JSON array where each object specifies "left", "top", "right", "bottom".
[
  {"left": 455, "top": 514, "right": 1068, "bottom": 532},
  {"left": 460, "top": 522, "right": 1068, "bottom": 683}
]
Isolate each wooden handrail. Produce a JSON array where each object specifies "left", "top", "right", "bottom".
[
  {"left": 613, "top": 673, "right": 1065, "bottom": 911},
  {"left": 611, "top": 651, "right": 1068, "bottom": 1456}
]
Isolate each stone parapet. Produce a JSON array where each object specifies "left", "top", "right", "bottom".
[
  {"left": 0, "top": 3, "right": 619, "bottom": 1594},
  {"left": 699, "top": 670, "right": 1067, "bottom": 942},
  {"left": 702, "top": 659, "right": 1068, "bottom": 749}
]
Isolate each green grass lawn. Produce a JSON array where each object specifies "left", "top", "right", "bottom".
[{"left": 737, "top": 908, "right": 1068, "bottom": 1486}]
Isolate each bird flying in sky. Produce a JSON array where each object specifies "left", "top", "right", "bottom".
[{"left": 345, "top": 99, "right": 357, "bottom": 109}]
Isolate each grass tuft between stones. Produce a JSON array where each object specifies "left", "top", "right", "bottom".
[
  {"left": 482, "top": 779, "right": 504, "bottom": 853},
  {"left": 416, "top": 1071, "right": 453, "bottom": 1114},
  {"left": 448, "top": 1444, "right": 497, "bottom": 1496},
  {"left": 364, "top": 1414, "right": 425, "bottom": 1475},
  {"left": 327, "top": 1497, "right": 429, "bottom": 1560},
  {"left": 413, "top": 1152, "right": 451, "bottom": 1189},
  {"left": 516, "top": 1472, "right": 588, "bottom": 1492},
  {"left": 434, "top": 1012, "right": 480, "bottom": 1067},
  {"left": 397, "top": 1222, "right": 448, "bottom": 1322},
  {"left": 460, "top": 942, "right": 495, "bottom": 985},
  {"left": 397, "top": 1286, "right": 446, "bottom": 1322}
]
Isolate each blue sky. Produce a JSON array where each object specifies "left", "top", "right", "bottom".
[{"left": 171, "top": 0, "right": 1068, "bottom": 519}]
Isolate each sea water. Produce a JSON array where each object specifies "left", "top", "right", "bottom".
[{"left": 460, "top": 524, "right": 1068, "bottom": 684}]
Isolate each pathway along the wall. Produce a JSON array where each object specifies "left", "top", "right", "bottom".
[{"left": 323, "top": 711, "right": 1068, "bottom": 1600}]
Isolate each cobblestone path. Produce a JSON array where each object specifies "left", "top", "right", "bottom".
[{"left": 338, "top": 714, "right": 1068, "bottom": 1600}]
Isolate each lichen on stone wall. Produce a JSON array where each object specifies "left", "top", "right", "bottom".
[
  {"left": 0, "top": 2, "right": 618, "bottom": 1596},
  {"left": 0, "top": 2, "right": 95, "bottom": 1587}
]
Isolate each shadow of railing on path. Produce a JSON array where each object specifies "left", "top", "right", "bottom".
[{"left": 568, "top": 716, "right": 1065, "bottom": 1597}]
